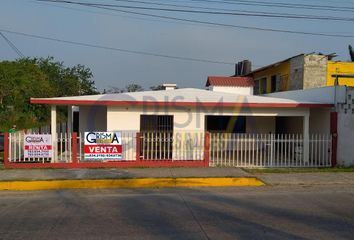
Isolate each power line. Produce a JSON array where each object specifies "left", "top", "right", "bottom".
[
  {"left": 110, "top": 0, "right": 354, "bottom": 20},
  {"left": 35, "top": 1, "right": 354, "bottom": 34},
  {"left": 76, "top": 3, "right": 354, "bottom": 22},
  {"left": 112, "top": 0, "right": 354, "bottom": 17},
  {"left": 0, "top": 28, "right": 235, "bottom": 65},
  {"left": 37, "top": 0, "right": 354, "bottom": 21},
  {"left": 183, "top": 0, "right": 354, "bottom": 12},
  {"left": 0, "top": 31, "right": 25, "bottom": 58},
  {"left": 44, "top": 0, "right": 354, "bottom": 38},
  {"left": 33, "top": 1, "right": 206, "bottom": 27}
]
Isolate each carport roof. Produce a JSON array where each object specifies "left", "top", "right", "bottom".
[{"left": 31, "top": 88, "right": 334, "bottom": 108}]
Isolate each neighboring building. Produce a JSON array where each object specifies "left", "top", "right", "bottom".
[
  {"left": 246, "top": 53, "right": 354, "bottom": 95},
  {"left": 206, "top": 76, "right": 254, "bottom": 95}
]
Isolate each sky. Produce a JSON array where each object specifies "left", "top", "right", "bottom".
[{"left": 1, "top": 0, "right": 354, "bottom": 92}]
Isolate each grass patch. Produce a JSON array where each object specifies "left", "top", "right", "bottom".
[{"left": 243, "top": 167, "right": 354, "bottom": 174}]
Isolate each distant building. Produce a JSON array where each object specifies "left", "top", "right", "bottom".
[
  {"left": 205, "top": 76, "right": 255, "bottom": 95},
  {"left": 245, "top": 53, "right": 354, "bottom": 95}
]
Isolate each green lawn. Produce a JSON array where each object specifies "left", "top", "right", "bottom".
[{"left": 243, "top": 167, "right": 354, "bottom": 174}]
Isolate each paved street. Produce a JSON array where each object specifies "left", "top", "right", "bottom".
[{"left": 0, "top": 186, "right": 353, "bottom": 240}]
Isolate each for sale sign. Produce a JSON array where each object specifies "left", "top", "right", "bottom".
[
  {"left": 24, "top": 134, "right": 52, "bottom": 158},
  {"left": 84, "top": 132, "right": 123, "bottom": 160}
]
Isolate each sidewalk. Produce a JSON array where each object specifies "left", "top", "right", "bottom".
[
  {"left": 0, "top": 167, "right": 353, "bottom": 190},
  {"left": 255, "top": 172, "right": 354, "bottom": 186},
  {"left": 0, "top": 168, "right": 248, "bottom": 181}
]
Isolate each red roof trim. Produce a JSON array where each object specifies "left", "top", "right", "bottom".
[{"left": 30, "top": 99, "right": 334, "bottom": 108}]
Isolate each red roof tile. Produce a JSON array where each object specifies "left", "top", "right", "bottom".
[{"left": 206, "top": 76, "right": 255, "bottom": 87}]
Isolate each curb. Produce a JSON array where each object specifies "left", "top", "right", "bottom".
[{"left": 0, "top": 177, "right": 265, "bottom": 191}]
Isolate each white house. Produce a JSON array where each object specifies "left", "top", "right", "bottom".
[
  {"left": 31, "top": 86, "right": 333, "bottom": 136},
  {"left": 26, "top": 76, "right": 337, "bottom": 167}
]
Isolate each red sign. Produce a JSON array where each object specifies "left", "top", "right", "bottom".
[
  {"left": 84, "top": 145, "right": 122, "bottom": 154},
  {"left": 84, "top": 132, "right": 123, "bottom": 160}
]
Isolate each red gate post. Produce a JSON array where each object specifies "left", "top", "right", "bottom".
[
  {"left": 72, "top": 132, "right": 78, "bottom": 168},
  {"left": 136, "top": 132, "right": 141, "bottom": 165},
  {"left": 204, "top": 132, "right": 210, "bottom": 167},
  {"left": 330, "top": 112, "right": 338, "bottom": 167},
  {"left": 3, "top": 132, "right": 9, "bottom": 167}
]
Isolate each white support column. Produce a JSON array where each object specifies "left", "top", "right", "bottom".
[
  {"left": 51, "top": 105, "right": 57, "bottom": 163},
  {"left": 303, "top": 114, "right": 310, "bottom": 163},
  {"left": 67, "top": 105, "right": 73, "bottom": 133}
]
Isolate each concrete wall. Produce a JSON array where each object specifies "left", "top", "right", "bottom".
[
  {"left": 107, "top": 105, "right": 309, "bottom": 132},
  {"left": 337, "top": 88, "right": 354, "bottom": 166},
  {"left": 338, "top": 113, "right": 354, "bottom": 166},
  {"left": 303, "top": 54, "right": 328, "bottom": 89},
  {"left": 79, "top": 106, "right": 107, "bottom": 133},
  {"left": 209, "top": 86, "right": 253, "bottom": 95},
  {"left": 289, "top": 55, "right": 304, "bottom": 90}
]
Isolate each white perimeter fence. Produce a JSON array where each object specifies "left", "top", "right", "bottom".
[
  {"left": 210, "top": 133, "right": 332, "bottom": 167},
  {"left": 8, "top": 131, "right": 332, "bottom": 167}
]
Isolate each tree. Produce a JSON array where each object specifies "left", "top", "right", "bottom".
[
  {"left": 150, "top": 85, "right": 165, "bottom": 91},
  {"left": 106, "top": 84, "right": 144, "bottom": 93},
  {"left": 27, "top": 57, "right": 98, "bottom": 96},
  {"left": 125, "top": 84, "right": 144, "bottom": 92},
  {"left": 0, "top": 59, "right": 53, "bottom": 130},
  {"left": 0, "top": 57, "right": 99, "bottom": 131},
  {"left": 105, "top": 86, "right": 124, "bottom": 94},
  {"left": 349, "top": 45, "right": 354, "bottom": 62}
]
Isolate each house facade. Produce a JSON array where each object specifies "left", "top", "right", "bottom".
[
  {"left": 31, "top": 88, "right": 332, "bottom": 135},
  {"left": 3, "top": 77, "right": 338, "bottom": 168}
]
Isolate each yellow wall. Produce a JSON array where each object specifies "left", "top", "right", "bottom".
[
  {"left": 327, "top": 61, "right": 354, "bottom": 86},
  {"left": 253, "top": 61, "right": 290, "bottom": 93}
]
